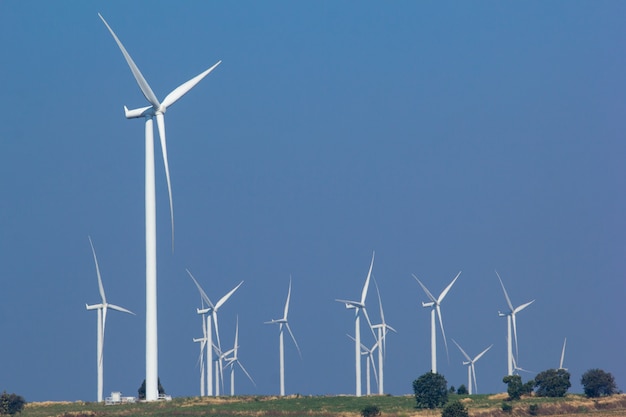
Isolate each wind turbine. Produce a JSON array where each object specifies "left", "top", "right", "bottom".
[
  {"left": 264, "top": 277, "right": 301, "bottom": 396},
  {"left": 452, "top": 339, "right": 492, "bottom": 395},
  {"left": 347, "top": 335, "right": 380, "bottom": 396},
  {"left": 187, "top": 269, "right": 243, "bottom": 396},
  {"left": 412, "top": 271, "right": 461, "bottom": 373},
  {"left": 224, "top": 316, "right": 256, "bottom": 396},
  {"left": 371, "top": 278, "right": 396, "bottom": 394},
  {"left": 496, "top": 271, "right": 534, "bottom": 376},
  {"left": 336, "top": 251, "right": 377, "bottom": 397},
  {"left": 192, "top": 333, "right": 206, "bottom": 396},
  {"left": 99, "top": 14, "right": 221, "bottom": 401},
  {"left": 85, "top": 237, "right": 135, "bottom": 402},
  {"left": 559, "top": 337, "right": 567, "bottom": 370}
]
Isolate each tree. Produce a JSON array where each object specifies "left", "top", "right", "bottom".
[
  {"left": 441, "top": 400, "right": 469, "bottom": 417},
  {"left": 456, "top": 384, "right": 468, "bottom": 395},
  {"left": 138, "top": 378, "right": 166, "bottom": 400},
  {"left": 502, "top": 375, "right": 525, "bottom": 400},
  {"left": 534, "top": 368, "right": 571, "bottom": 397},
  {"left": 0, "top": 391, "right": 26, "bottom": 415},
  {"left": 413, "top": 371, "right": 448, "bottom": 409},
  {"left": 581, "top": 369, "right": 618, "bottom": 398}
]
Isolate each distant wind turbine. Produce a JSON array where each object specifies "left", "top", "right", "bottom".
[
  {"left": 452, "top": 339, "right": 492, "bottom": 395},
  {"left": 347, "top": 335, "right": 380, "bottom": 396},
  {"left": 192, "top": 298, "right": 208, "bottom": 396},
  {"left": 371, "top": 278, "right": 396, "bottom": 394},
  {"left": 265, "top": 277, "right": 301, "bottom": 396},
  {"left": 224, "top": 316, "right": 256, "bottom": 396},
  {"left": 511, "top": 354, "right": 535, "bottom": 376},
  {"left": 99, "top": 13, "right": 220, "bottom": 401},
  {"left": 336, "top": 251, "right": 377, "bottom": 397},
  {"left": 412, "top": 271, "right": 461, "bottom": 373},
  {"left": 188, "top": 269, "right": 243, "bottom": 396},
  {"left": 85, "top": 237, "right": 135, "bottom": 402},
  {"left": 496, "top": 271, "right": 534, "bottom": 376}
]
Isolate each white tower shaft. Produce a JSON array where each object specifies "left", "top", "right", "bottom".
[
  {"left": 355, "top": 313, "right": 362, "bottom": 397},
  {"left": 430, "top": 309, "right": 437, "bottom": 373},
  {"left": 279, "top": 324, "right": 285, "bottom": 396},
  {"left": 145, "top": 116, "right": 159, "bottom": 402}
]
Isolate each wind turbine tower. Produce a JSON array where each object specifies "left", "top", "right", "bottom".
[
  {"left": 496, "top": 271, "right": 534, "bottom": 376},
  {"left": 452, "top": 339, "right": 492, "bottom": 395},
  {"left": 413, "top": 271, "right": 461, "bottom": 373},
  {"left": 188, "top": 269, "right": 242, "bottom": 396},
  {"left": 336, "top": 251, "right": 376, "bottom": 397},
  {"left": 371, "top": 279, "right": 396, "bottom": 394},
  {"left": 85, "top": 237, "right": 135, "bottom": 402},
  {"left": 99, "top": 14, "right": 220, "bottom": 401},
  {"left": 265, "top": 277, "right": 301, "bottom": 396}
]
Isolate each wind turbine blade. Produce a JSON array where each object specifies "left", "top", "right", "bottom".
[
  {"left": 436, "top": 304, "right": 449, "bottom": 360},
  {"left": 412, "top": 274, "right": 437, "bottom": 303},
  {"left": 452, "top": 339, "right": 471, "bottom": 362},
  {"left": 514, "top": 300, "right": 535, "bottom": 314},
  {"left": 156, "top": 113, "right": 174, "bottom": 251},
  {"left": 108, "top": 304, "right": 136, "bottom": 315},
  {"left": 560, "top": 337, "right": 567, "bottom": 369},
  {"left": 98, "top": 13, "right": 160, "bottom": 108},
  {"left": 373, "top": 278, "right": 388, "bottom": 356},
  {"left": 283, "top": 277, "right": 292, "bottom": 320},
  {"left": 495, "top": 271, "right": 514, "bottom": 311},
  {"left": 233, "top": 316, "right": 239, "bottom": 355},
  {"left": 285, "top": 322, "right": 302, "bottom": 358},
  {"left": 88, "top": 237, "right": 106, "bottom": 304},
  {"left": 236, "top": 360, "right": 256, "bottom": 386},
  {"left": 360, "top": 251, "right": 375, "bottom": 304},
  {"left": 361, "top": 307, "right": 377, "bottom": 339},
  {"left": 473, "top": 344, "right": 493, "bottom": 362},
  {"left": 186, "top": 269, "right": 214, "bottom": 308},
  {"left": 438, "top": 271, "right": 461, "bottom": 303},
  {"left": 215, "top": 281, "right": 244, "bottom": 310},
  {"left": 213, "top": 312, "right": 222, "bottom": 354},
  {"left": 161, "top": 61, "right": 222, "bottom": 109}
]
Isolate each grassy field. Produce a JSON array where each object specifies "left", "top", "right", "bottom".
[{"left": 19, "top": 393, "right": 626, "bottom": 417}]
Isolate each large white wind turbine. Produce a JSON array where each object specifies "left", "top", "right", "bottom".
[
  {"left": 85, "top": 237, "right": 135, "bottom": 402},
  {"left": 188, "top": 269, "right": 243, "bottom": 396},
  {"left": 412, "top": 271, "right": 461, "bottom": 373},
  {"left": 452, "top": 339, "right": 492, "bottom": 395},
  {"left": 371, "top": 279, "right": 396, "bottom": 395},
  {"left": 224, "top": 316, "right": 256, "bottom": 396},
  {"left": 496, "top": 271, "right": 534, "bottom": 376},
  {"left": 336, "top": 251, "right": 376, "bottom": 397},
  {"left": 99, "top": 14, "right": 220, "bottom": 401},
  {"left": 265, "top": 277, "right": 301, "bottom": 396}
]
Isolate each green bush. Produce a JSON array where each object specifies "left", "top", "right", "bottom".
[
  {"left": 501, "top": 402, "right": 513, "bottom": 413},
  {"left": 529, "top": 403, "right": 540, "bottom": 415},
  {"left": 361, "top": 405, "right": 381, "bottom": 417},
  {"left": 441, "top": 400, "right": 469, "bottom": 417},
  {"left": 456, "top": 384, "right": 468, "bottom": 395},
  {"left": 413, "top": 371, "right": 448, "bottom": 409},
  {"left": 0, "top": 391, "right": 26, "bottom": 415},
  {"left": 581, "top": 369, "right": 618, "bottom": 398},
  {"left": 534, "top": 368, "right": 571, "bottom": 397},
  {"left": 502, "top": 375, "right": 523, "bottom": 400}
]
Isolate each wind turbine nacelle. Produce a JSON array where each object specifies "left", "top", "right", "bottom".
[
  {"left": 197, "top": 307, "right": 211, "bottom": 315},
  {"left": 422, "top": 301, "right": 435, "bottom": 308},
  {"left": 86, "top": 303, "right": 102, "bottom": 310},
  {"left": 124, "top": 105, "right": 153, "bottom": 119}
]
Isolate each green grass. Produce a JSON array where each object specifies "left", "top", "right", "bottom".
[{"left": 18, "top": 393, "right": 626, "bottom": 417}]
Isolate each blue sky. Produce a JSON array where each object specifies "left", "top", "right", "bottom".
[{"left": 0, "top": 1, "right": 624, "bottom": 402}]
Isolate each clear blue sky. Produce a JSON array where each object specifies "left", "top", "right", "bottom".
[{"left": 0, "top": 1, "right": 624, "bottom": 402}]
